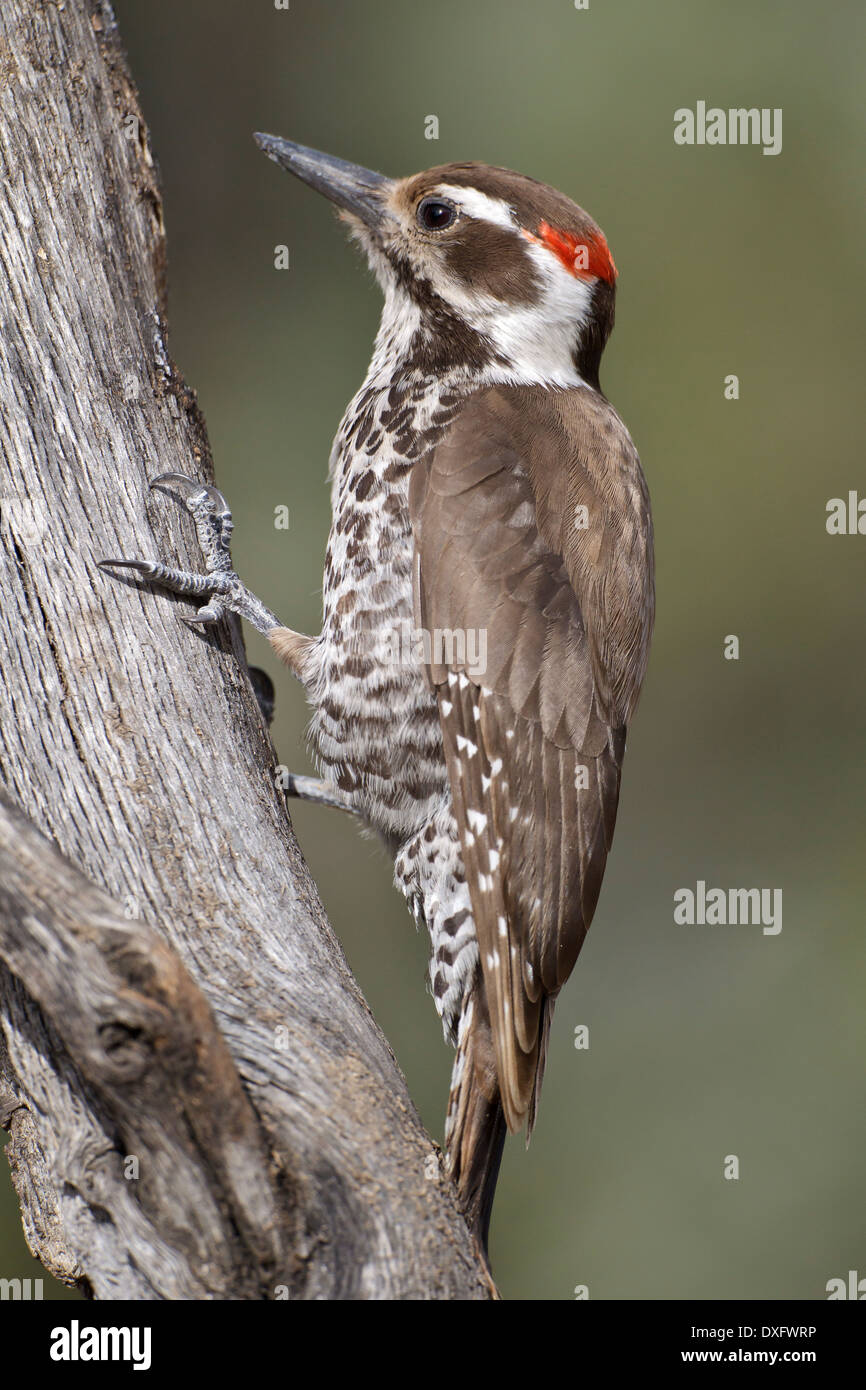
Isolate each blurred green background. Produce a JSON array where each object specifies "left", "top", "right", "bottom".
[{"left": 3, "top": 0, "right": 864, "bottom": 1300}]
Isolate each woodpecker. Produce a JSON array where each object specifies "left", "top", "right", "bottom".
[{"left": 101, "top": 138, "right": 654, "bottom": 1254}]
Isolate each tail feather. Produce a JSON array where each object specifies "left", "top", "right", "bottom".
[
  {"left": 446, "top": 983, "right": 558, "bottom": 1252},
  {"left": 526, "top": 995, "right": 554, "bottom": 1142},
  {"left": 445, "top": 986, "right": 508, "bottom": 1254}
]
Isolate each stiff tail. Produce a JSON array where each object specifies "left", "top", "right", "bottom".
[
  {"left": 446, "top": 981, "right": 554, "bottom": 1254},
  {"left": 445, "top": 985, "right": 507, "bottom": 1254}
]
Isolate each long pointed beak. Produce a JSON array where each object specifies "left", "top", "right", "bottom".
[{"left": 254, "top": 134, "right": 395, "bottom": 231}]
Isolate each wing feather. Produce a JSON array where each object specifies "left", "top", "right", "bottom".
[{"left": 410, "top": 384, "right": 653, "bottom": 1132}]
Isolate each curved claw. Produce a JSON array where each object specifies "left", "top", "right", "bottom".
[
  {"left": 97, "top": 558, "right": 154, "bottom": 573},
  {"left": 149, "top": 471, "right": 200, "bottom": 492},
  {"left": 149, "top": 473, "right": 230, "bottom": 513},
  {"left": 185, "top": 602, "right": 224, "bottom": 625}
]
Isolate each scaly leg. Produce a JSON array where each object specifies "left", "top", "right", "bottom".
[
  {"left": 282, "top": 774, "right": 358, "bottom": 814},
  {"left": 98, "top": 473, "right": 357, "bottom": 816}
]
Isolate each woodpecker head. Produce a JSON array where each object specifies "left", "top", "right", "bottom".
[{"left": 255, "top": 135, "right": 617, "bottom": 391}]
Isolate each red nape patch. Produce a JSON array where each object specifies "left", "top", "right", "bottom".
[{"left": 524, "top": 220, "right": 617, "bottom": 285}]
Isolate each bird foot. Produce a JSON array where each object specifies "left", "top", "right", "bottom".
[{"left": 98, "top": 474, "right": 280, "bottom": 635}]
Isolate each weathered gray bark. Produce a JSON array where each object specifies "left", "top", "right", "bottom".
[{"left": 0, "top": 0, "right": 491, "bottom": 1299}]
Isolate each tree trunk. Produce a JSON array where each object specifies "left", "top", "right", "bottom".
[{"left": 0, "top": 0, "right": 491, "bottom": 1300}]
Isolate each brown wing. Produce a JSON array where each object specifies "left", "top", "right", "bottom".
[{"left": 409, "top": 384, "right": 654, "bottom": 1133}]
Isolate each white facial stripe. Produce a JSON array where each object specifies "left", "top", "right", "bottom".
[
  {"left": 435, "top": 234, "right": 593, "bottom": 389},
  {"left": 434, "top": 184, "right": 517, "bottom": 230}
]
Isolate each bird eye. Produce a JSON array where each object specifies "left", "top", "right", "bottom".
[{"left": 417, "top": 197, "right": 456, "bottom": 232}]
